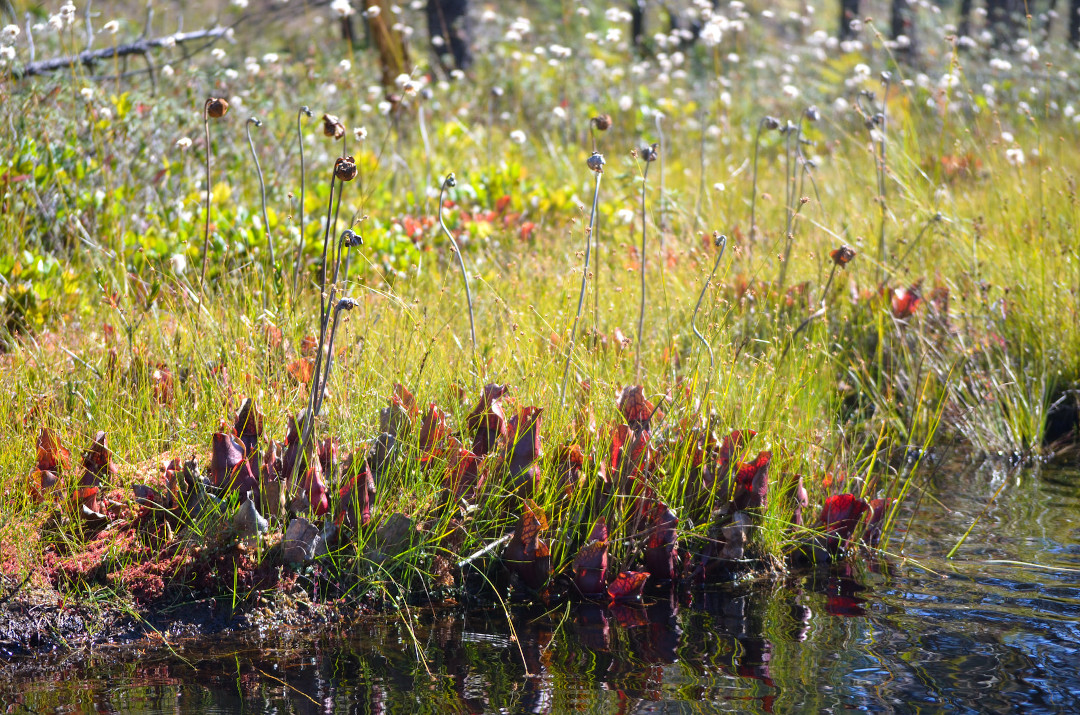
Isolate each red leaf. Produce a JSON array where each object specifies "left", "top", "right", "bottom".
[
  {"left": 732, "top": 450, "right": 771, "bottom": 510},
  {"left": 504, "top": 406, "right": 543, "bottom": 497},
  {"left": 817, "top": 493, "right": 872, "bottom": 550},
  {"left": 234, "top": 397, "right": 264, "bottom": 460},
  {"left": 644, "top": 503, "right": 679, "bottom": 581},
  {"left": 617, "top": 385, "right": 656, "bottom": 428},
  {"left": 891, "top": 282, "right": 923, "bottom": 319},
  {"left": 573, "top": 517, "right": 609, "bottom": 597},
  {"left": 286, "top": 357, "right": 315, "bottom": 384},
  {"left": 418, "top": 403, "right": 451, "bottom": 460},
  {"left": 466, "top": 383, "right": 509, "bottom": 456},
  {"left": 503, "top": 500, "right": 550, "bottom": 591},
  {"left": 607, "top": 571, "right": 649, "bottom": 603}
]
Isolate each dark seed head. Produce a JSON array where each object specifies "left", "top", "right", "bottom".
[
  {"left": 334, "top": 156, "right": 358, "bottom": 182},
  {"left": 591, "top": 114, "right": 612, "bottom": 131},
  {"left": 829, "top": 244, "right": 857, "bottom": 267},
  {"left": 586, "top": 151, "right": 606, "bottom": 173},
  {"left": 641, "top": 143, "right": 659, "bottom": 162},
  {"left": 322, "top": 114, "right": 346, "bottom": 140},
  {"left": 763, "top": 115, "right": 781, "bottom": 130},
  {"left": 206, "top": 97, "right": 229, "bottom": 119}
]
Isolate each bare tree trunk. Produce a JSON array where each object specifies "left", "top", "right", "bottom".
[
  {"left": 986, "top": 0, "right": 1024, "bottom": 46},
  {"left": 890, "top": 0, "right": 916, "bottom": 58},
  {"left": 1071, "top": 0, "right": 1080, "bottom": 46},
  {"left": 958, "top": 0, "right": 974, "bottom": 38},
  {"left": 427, "top": 0, "right": 471, "bottom": 76},
  {"left": 367, "top": 0, "right": 410, "bottom": 89},
  {"left": 631, "top": 0, "right": 646, "bottom": 49},
  {"left": 839, "top": 0, "right": 860, "bottom": 40}
]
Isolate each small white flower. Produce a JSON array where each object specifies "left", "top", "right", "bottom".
[
  {"left": 713, "top": 182, "right": 726, "bottom": 192},
  {"left": 618, "top": 94, "right": 633, "bottom": 111},
  {"left": 161, "top": 34, "right": 176, "bottom": 48},
  {"left": 102, "top": 20, "right": 119, "bottom": 34},
  {"left": 782, "top": 84, "right": 800, "bottom": 98},
  {"left": 509, "top": 129, "right": 526, "bottom": 144},
  {"left": 211, "top": 47, "right": 227, "bottom": 61},
  {"left": 1, "top": 24, "right": 20, "bottom": 43},
  {"left": 339, "top": 58, "right": 351, "bottom": 72},
  {"left": 1001, "top": 131, "right": 1014, "bottom": 143},
  {"left": 79, "top": 86, "right": 95, "bottom": 101},
  {"left": 353, "top": 126, "right": 368, "bottom": 140},
  {"left": 1005, "top": 147, "right": 1025, "bottom": 166},
  {"left": 176, "top": 136, "right": 193, "bottom": 149},
  {"left": 161, "top": 64, "right": 174, "bottom": 77},
  {"left": 364, "top": 5, "right": 380, "bottom": 18},
  {"left": 330, "top": 0, "right": 354, "bottom": 17},
  {"left": 552, "top": 105, "right": 567, "bottom": 120},
  {"left": 262, "top": 52, "right": 279, "bottom": 63},
  {"left": 450, "top": 69, "right": 465, "bottom": 81},
  {"left": 378, "top": 100, "right": 391, "bottom": 114},
  {"left": 232, "top": 0, "right": 249, "bottom": 8},
  {"left": 169, "top": 254, "right": 188, "bottom": 274}
]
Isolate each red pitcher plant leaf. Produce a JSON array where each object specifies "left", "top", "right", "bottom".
[
  {"left": 732, "top": 450, "right": 771, "bottom": 511},
  {"left": 608, "top": 571, "right": 649, "bottom": 603},
  {"left": 338, "top": 450, "right": 376, "bottom": 528},
  {"left": 789, "top": 474, "right": 809, "bottom": 526},
  {"left": 234, "top": 397, "right": 264, "bottom": 464},
  {"left": 817, "top": 493, "right": 872, "bottom": 552},
  {"left": 443, "top": 441, "right": 485, "bottom": 502},
  {"left": 297, "top": 457, "right": 330, "bottom": 517},
  {"left": 210, "top": 431, "right": 258, "bottom": 501},
  {"left": 77, "top": 431, "right": 115, "bottom": 518},
  {"left": 573, "top": 516, "right": 609, "bottom": 597},
  {"left": 891, "top": 281, "right": 923, "bottom": 319},
  {"left": 644, "top": 503, "right": 679, "bottom": 582},
  {"left": 30, "top": 427, "right": 71, "bottom": 502},
  {"left": 617, "top": 385, "right": 658, "bottom": 429},
  {"left": 503, "top": 499, "right": 551, "bottom": 592},
  {"left": 504, "top": 406, "right": 543, "bottom": 497},
  {"left": 466, "top": 383, "right": 509, "bottom": 457},
  {"left": 418, "top": 403, "right": 451, "bottom": 462}
]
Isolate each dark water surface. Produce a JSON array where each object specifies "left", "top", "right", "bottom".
[{"left": 3, "top": 463, "right": 1079, "bottom": 713}]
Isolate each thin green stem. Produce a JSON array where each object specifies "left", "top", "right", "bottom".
[
  {"left": 437, "top": 172, "right": 477, "bottom": 383},
  {"left": 560, "top": 170, "right": 602, "bottom": 405}
]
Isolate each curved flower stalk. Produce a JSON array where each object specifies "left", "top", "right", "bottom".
[
  {"left": 748, "top": 116, "right": 780, "bottom": 258},
  {"left": 245, "top": 117, "right": 274, "bottom": 269},
  {"left": 198, "top": 97, "right": 229, "bottom": 299},
  {"left": 292, "top": 106, "right": 313, "bottom": 294},
  {"left": 437, "top": 172, "right": 477, "bottom": 380},
  {"left": 692, "top": 233, "right": 727, "bottom": 403},
  {"left": 560, "top": 153, "right": 604, "bottom": 405},
  {"left": 635, "top": 144, "right": 658, "bottom": 382}
]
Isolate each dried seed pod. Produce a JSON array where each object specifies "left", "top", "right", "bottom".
[
  {"left": 334, "top": 155, "right": 358, "bottom": 182},
  {"left": 763, "top": 115, "right": 781, "bottom": 130},
  {"left": 641, "top": 142, "right": 659, "bottom": 162},
  {"left": 591, "top": 114, "right": 612, "bottom": 131},
  {"left": 322, "top": 113, "right": 346, "bottom": 140},
  {"left": 586, "top": 151, "right": 605, "bottom": 173},
  {"left": 829, "top": 244, "right": 856, "bottom": 267},
  {"left": 206, "top": 97, "right": 229, "bottom": 119}
]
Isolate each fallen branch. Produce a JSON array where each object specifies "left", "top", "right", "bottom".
[{"left": 11, "top": 26, "right": 229, "bottom": 79}]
